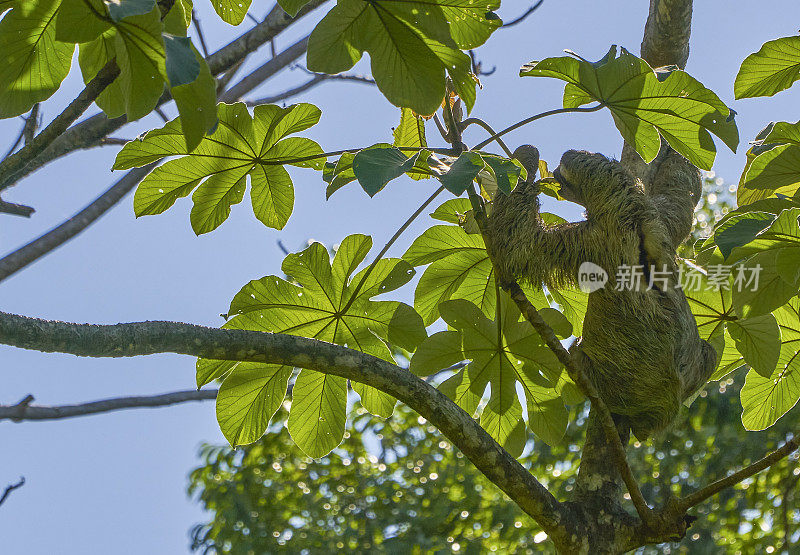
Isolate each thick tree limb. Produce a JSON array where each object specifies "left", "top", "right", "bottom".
[
  {"left": 0, "top": 310, "right": 572, "bottom": 545},
  {"left": 0, "top": 390, "right": 217, "bottom": 422},
  {"left": 0, "top": 61, "right": 121, "bottom": 193},
  {"left": 640, "top": 0, "right": 694, "bottom": 69},
  {"left": 4, "top": 2, "right": 326, "bottom": 189},
  {"left": 0, "top": 164, "right": 156, "bottom": 283},
  {"left": 0, "top": 477, "right": 25, "bottom": 508}
]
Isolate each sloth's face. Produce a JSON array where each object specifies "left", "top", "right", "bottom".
[{"left": 553, "top": 150, "right": 614, "bottom": 207}]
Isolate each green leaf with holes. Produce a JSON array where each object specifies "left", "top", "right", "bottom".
[
  {"left": 306, "top": 0, "right": 501, "bottom": 114},
  {"left": 411, "top": 295, "right": 566, "bottom": 447},
  {"left": 199, "top": 234, "right": 425, "bottom": 456},
  {"left": 0, "top": 0, "right": 75, "bottom": 117},
  {"left": 215, "top": 363, "right": 292, "bottom": 446},
  {"left": 114, "top": 102, "right": 323, "bottom": 233},
  {"left": 740, "top": 298, "right": 800, "bottom": 430},
  {"left": 521, "top": 46, "right": 738, "bottom": 170},
  {"left": 210, "top": 0, "right": 252, "bottom": 25},
  {"left": 735, "top": 36, "right": 800, "bottom": 99}
]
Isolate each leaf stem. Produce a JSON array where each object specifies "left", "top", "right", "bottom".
[
  {"left": 341, "top": 185, "right": 446, "bottom": 313},
  {"left": 461, "top": 118, "right": 514, "bottom": 157},
  {"left": 472, "top": 104, "right": 604, "bottom": 151}
]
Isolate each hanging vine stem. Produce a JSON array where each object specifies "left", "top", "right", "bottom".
[
  {"left": 472, "top": 104, "right": 605, "bottom": 151},
  {"left": 461, "top": 117, "right": 514, "bottom": 157},
  {"left": 340, "top": 184, "right": 447, "bottom": 314},
  {"left": 464, "top": 182, "right": 659, "bottom": 530}
]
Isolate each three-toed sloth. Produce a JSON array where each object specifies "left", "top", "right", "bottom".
[{"left": 487, "top": 146, "right": 716, "bottom": 439}]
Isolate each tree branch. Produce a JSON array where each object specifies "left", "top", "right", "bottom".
[
  {"left": 220, "top": 35, "right": 311, "bottom": 102},
  {"left": 0, "top": 477, "right": 25, "bottom": 508},
  {"left": 502, "top": 0, "right": 544, "bottom": 28},
  {"left": 0, "top": 61, "right": 120, "bottom": 192},
  {"left": 246, "top": 72, "right": 375, "bottom": 106},
  {"left": 640, "top": 0, "right": 694, "bottom": 69},
  {"left": 676, "top": 432, "right": 799, "bottom": 511},
  {"left": 0, "top": 310, "right": 572, "bottom": 544},
  {"left": 4, "top": 1, "right": 327, "bottom": 190},
  {"left": 0, "top": 164, "right": 156, "bottom": 283},
  {"left": 0, "top": 390, "right": 218, "bottom": 422}
]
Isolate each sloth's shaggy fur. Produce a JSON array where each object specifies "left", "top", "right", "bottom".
[{"left": 487, "top": 146, "right": 716, "bottom": 438}]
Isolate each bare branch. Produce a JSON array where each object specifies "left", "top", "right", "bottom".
[
  {"left": 0, "top": 310, "right": 572, "bottom": 542},
  {"left": 0, "top": 164, "right": 156, "bottom": 283},
  {"left": 0, "top": 61, "right": 120, "bottom": 192},
  {"left": 676, "top": 432, "right": 799, "bottom": 511},
  {"left": 0, "top": 390, "right": 217, "bottom": 422},
  {"left": 0, "top": 199, "right": 35, "bottom": 218},
  {"left": 4, "top": 1, "right": 327, "bottom": 189},
  {"left": 220, "top": 35, "right": 311, "bottom": 102},
  {"left": 0, "top": 477, "right": 25, "bottom": 508},
  {"left": 246, "top": 72, "right": 375, "bottom": 106},
  {"left": 22, "top": 104, "right": 40, "bottom": 145},
  {"left": 502, "top": 0, "right": 545, "bottom": 28}
]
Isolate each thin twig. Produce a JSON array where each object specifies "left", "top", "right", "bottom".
[
  {"left": 503, "top": 0, "right": 545, "bottom": 28},
  {"left": 0, "top": 61, "right": 121, "bottom": 192},
  {"left": 245, "top": 72, "right": 375, "bottom": 106},
  {"left": 461, "top": 117, "right": 513, "bottom": 157},
  {"left": 0, "top": 390, "right": 218, "bottom": 422},
  {"left": 0, "top": 164, "right": 156, "bottom": 283},
  {"left": 23, "top": 104, "right": 40, "bottom": 144},
  {"left": 0, "top": 477, "right": 25, "bottom": 508},
  {"left": 191, "top": 10, "right": 210, "bottom": 58},
  {"left": 0, "top": 199, "right": 35, "bottom": 218},
  {"left": 676, "top": 432, "right": 799, "bottom": 511}
]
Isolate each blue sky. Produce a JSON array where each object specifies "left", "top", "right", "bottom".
[{"left": 0, "top": 1, "right": 797, "bottom": 552}]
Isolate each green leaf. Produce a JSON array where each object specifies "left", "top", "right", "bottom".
[
  {"left": 288, "top": 369, "right": 347, "bottom": 458},
  {"left": 403, "top": 224, "right": 484, "bottom": 266},
  {"left": 306, "top": 0, "right": 500, "bottom": 114},
  {"left": 116, "top": 103, "right": 323, "bottom": 233},
  {"left": 419, "top": 295, "right": 566, "bottom": 450},
  {"left": 79, "top": 6, "right": 167, "bottom": 121},
  {"left": 277, "top": 0, "right": 313, "bottom": 17},
  {"left": 548, "top": 287, "right": 589, "bottom": 336},
  {"left": 352, "top": 146, "right": 419, "bottom": 197},
  {"left": 163, "top": 35, "right": 200, "bottom": 87},
  {"left": 740, "top": 299, "right": 800, "bottom": 430},
  {"left": 715, "top": 212, "right": 775, "bottom": 260},
  {"left": 410, "top": 331, "right": 464, "bottom": 376},
  {"left": 735, "top": 36, "right": 800, "bottom": 99},
  {"left": 210, "top": 0, "right": 252, "bottom": 25},
  {"left": 393, "top": 108, "right": 427, "bottom": 148},
  {"left": 216, "top": 233, "right": 424, "bottom": 397},
  {"left": 521, "top": 46, "right": 738, "bottom": 170},
  {"left": 731, "top": 250, "right": 798, "bottom": 318},
  {"left": 728, "top": 314, "right": 781, "bottom": 378},
  {"left": 55, "top": 0, "right": 110, "bottom": 43},
  {"left": 478, "top": 154, "right": 525, "bottom": 196},
  {"left": 106, "top": 0, "right": 156, "bottom": 21},
  {"left": 196, "top": 358, "right": 236, "bottom": 387},
  {"left": 0, "top": 0, "right": 75, "bottom": 117},
  {"left": 216, "top": 364, "right": 292, "bottom": 446},
  {"left": 170, "top": 46, "right": 218, "bottom": 151},
  {"left": 437, "top": 151, "right": 485, "bottom": 196},
  {"left": 429, "top": 198, "right": 473, "bottom": 223},
  {"left": 323, "top": 152, "right": 357, "bottom": 199}
]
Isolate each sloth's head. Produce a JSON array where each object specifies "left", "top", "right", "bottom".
[{"left": 553, "top": 150, "right": 636, "bottom": 209}]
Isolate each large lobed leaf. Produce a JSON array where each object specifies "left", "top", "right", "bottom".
[
  {"left": 410, "top": 296, "right": 570, "bottom": 450},
  {"left": 738, "top": 121, "right": 800, "bottom": 203},
  {"left": 520, "top": 46, "right": 738, "bottom": 170},
  {"left": 198, "top": 234, "right": 426, "bottom": 454},
  {"left": 305, "top": 0, "right": 501, "bottom": 115},
  {"left": 735, "top": 35, "right": 800, "bottom": 99},
  {"left": 115, "top": 102, "right": 324, "bottom": 234}
]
